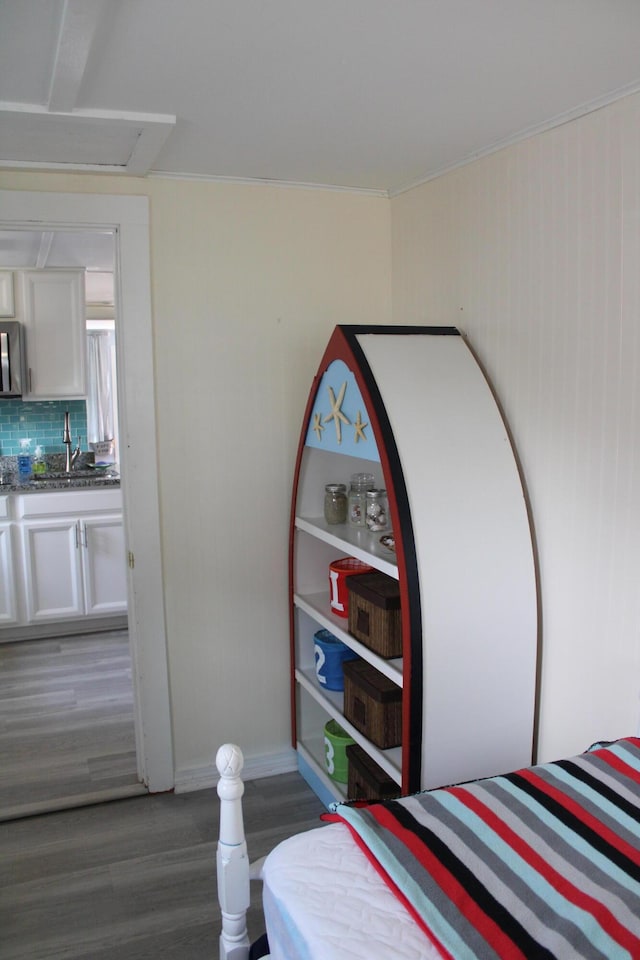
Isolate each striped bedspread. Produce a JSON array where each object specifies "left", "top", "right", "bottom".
[{"left": 327, "top": 738, "right": 640, "bottom": 959}]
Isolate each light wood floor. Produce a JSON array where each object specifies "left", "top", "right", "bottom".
[
  {"left": 0, "top": 630, "right": 145, "bottom": 822},
  {"left": 0, "top": 770, "right": 326, "bottom": 960}
]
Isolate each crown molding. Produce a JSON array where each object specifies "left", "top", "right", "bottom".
[
  {"left": 390, "top": 82, "right": 640, "bottom": 198},
  {"left": 148, "top": 169, "right": 389, "bottom": 198}
]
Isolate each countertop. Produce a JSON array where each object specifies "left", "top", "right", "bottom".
[{"left": 0, "top": 473, "right": 121, "bottom": 493}]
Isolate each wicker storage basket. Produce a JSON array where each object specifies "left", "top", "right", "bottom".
[
  {"left": 347, "top": 571, "right": 402, "bottom": 658},
  {"left": 343, "top": 659, "right": 402, "bottom": 748},
  {"left": 346, "top": 743, "right": 401, "bottom": 801}
]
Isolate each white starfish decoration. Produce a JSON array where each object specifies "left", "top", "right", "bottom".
[
  {"left": 354, "top": 410, "right": 368, "bottom": 443},
  {"left": 323, "top": 381, "right": 350, "bottom": 443},
  {"left": 312, "top": 412, "right": 324, "bottom": 440}
]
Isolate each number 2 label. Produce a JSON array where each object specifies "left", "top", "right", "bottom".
[{"left": 314, "top": 643, "right": 327, "bottom": 684}]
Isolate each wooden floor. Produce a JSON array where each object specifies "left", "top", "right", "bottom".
[
  {"left": 0, "top": 770, "right": 326, "bottom": 959},
  {"left": 0, "top": 630, "right": 145, "bottom": 822}
]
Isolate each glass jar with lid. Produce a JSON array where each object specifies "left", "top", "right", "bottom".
[
  {"left": 324, "top": 483, "right": 348, "bottom": 524},
  {"left": 348, "top": 472, "right": 375, "bottom": 526},
  {"left": 365, "top": 489, "right": 390, "bottom": 532}
]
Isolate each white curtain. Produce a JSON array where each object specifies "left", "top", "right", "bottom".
[{"left": 86, "top": 331, "right": 115, "bottom": 443}]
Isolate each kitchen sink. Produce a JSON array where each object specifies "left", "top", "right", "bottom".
[
  {"left": 31, "top": 471, "right": 98, "bottom": 480},
  {"left": 29, "top": 470, "right": 119, "bottom": 484}
]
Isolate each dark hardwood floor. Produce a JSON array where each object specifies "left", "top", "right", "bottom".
[
  {"left": 0, "top": 630, "right": 145, "bottom": 821},
  {"left": 1, "top": 770, "right": 326, "bottom": 959}
]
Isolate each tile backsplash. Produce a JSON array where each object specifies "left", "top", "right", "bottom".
[{"left": 0, "top": 399, "right": 88, "bottom": 456}]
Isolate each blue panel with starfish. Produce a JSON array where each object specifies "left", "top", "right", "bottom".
[{"left": 304, "top": 359, "right": 380, "bottom": 461}]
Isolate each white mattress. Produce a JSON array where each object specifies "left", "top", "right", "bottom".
[{"left": 261, "top": 821, "right": 443, "bottom": 959}]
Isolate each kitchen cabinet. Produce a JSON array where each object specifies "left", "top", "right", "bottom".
[
  {"left": 13, "top": 488, "right": 127, "bottom": 626},
  {"left": 81, "top": 514, "right": 128, "bottom": 616},
  {"left": 0, "top": 497, "right": 18, "bottom": 625},
  {"left": 290, "top": 325, "right": 538, "bottom": 807},
  {"left": 21, "top": 517, "right": 84, "bottom": 621},
  {"left": 20, "top": 269, "right": 86, "bottom": 398}
]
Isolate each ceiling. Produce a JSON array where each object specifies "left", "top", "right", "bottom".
[
  {"left": 1, "top": 1, "right": 640, "bottom": 196},
  {"left": 0, "top": 229, "right": 113, "bottom": 270},
  {"left": 0, "top": 229, "right": 114, "bottom": 300}
]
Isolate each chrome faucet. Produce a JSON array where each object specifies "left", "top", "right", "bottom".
[{"left": 63, "top": 411, "right": 81, "bottom": 473}]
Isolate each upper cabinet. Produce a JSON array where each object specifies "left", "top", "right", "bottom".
[
  {"left": 20, "top": 269, "right": 86, "bottom": 399},
  {"left": 290, "top": 325, "right": 539, "bottom": 806}
]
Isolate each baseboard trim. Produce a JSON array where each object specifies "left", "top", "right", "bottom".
[
  {"left": 0, "top": 781, "right": 147, "bottom": 823},
  {"left": 0, "top": 615, "right": 128, "bottom": 643},
  {"left": 174, "top": 748, "right": 298, "bottom": 794}
]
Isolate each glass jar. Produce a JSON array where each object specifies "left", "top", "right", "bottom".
[
  {"left": 33, "top": 445, "right": 46, "bottom": 475},
  {"left": 365, "top": 488, "right": 390, "bottom": 532},
  {"left": 324, "top": 483, "right": 347, "bottom": 524},
  {"left": 348, "top": 472, "right": 375, "bottom": 527}
]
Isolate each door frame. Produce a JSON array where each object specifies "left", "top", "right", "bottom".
[{"left": 0, "top": 188, "right": 173, "bottom": 792}]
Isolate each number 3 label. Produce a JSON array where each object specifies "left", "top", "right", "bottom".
[{"left": 324, "top": 735, "right": 335, "bottom": 774}]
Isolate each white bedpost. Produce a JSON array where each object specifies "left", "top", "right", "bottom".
[{"left": 217, "top": 744, "right": 251, "bottom": 960}]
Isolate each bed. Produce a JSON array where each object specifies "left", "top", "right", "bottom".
[{"left": 216, "top": 737, "right": 640, "bottom": 959}]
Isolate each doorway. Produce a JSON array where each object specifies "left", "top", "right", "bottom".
[
  {"left": 0, "top": 628, "right": 145, "bottom": 819},
  {"left": 0, "top": 189, "right": 173, "bottom": 800},
  {"left": 0, "top": 225, "right": 139, "bottom": 819}
]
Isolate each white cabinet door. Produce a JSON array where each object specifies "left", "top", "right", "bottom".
[
  {"left": 21, "top": 269, "right": 86, "bottom": 398},
  {"left": 14, "top": 491, "right": 128, "bottom": 627},
  {"left": 0, "top": 523, "right": 18, "bottom": 625},
  {"left": 21, "top": 519, "right": 84, "bottom": 621},
  {"left": 81, "top": 514, "right": 127, "bottom": 616}
]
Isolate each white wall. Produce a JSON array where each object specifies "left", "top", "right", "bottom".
[
  {"left": 391, "top": 93, "right": 640, "bottom": 763},
  {"left": 0, "top": 170, "right": 392, "bottom": 783}
]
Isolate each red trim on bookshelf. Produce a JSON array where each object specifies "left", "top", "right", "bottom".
[{"left": 290, "top": 324, "right": 433, "bottom": 793}]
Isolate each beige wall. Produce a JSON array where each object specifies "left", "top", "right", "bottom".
[
  {"left": 0, "top": 171, "right": 392, "bottom": 780},
  {"left": 391, "top": 93, "right": 640, "bottom": 762},
  {"left": 150, "top": 179, "right": 391, "bottom": 778}
]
